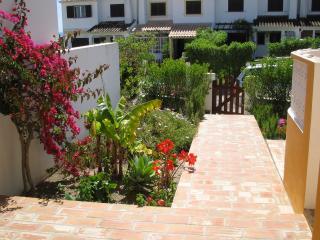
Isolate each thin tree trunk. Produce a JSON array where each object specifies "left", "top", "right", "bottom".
[
  {"left": 16, "top": 124, "right": 34, "bottom": 192},
  {"left": 111, "top": 141, "right": 118, "bottom": 178},
  {"left": 24, "top": 138, "right": 34, "bottom": 191},
  {"left": 96, "top": 135, "right": 102, "bottom": 172},
  {"left": 118, "top": 147, "right": 123, "bottom": 180}
]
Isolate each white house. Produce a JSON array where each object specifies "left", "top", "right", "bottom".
[{"left": 60, "top": 0, "right": 320, "bottom": 58}]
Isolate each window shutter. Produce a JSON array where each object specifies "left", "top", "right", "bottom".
[
  {"left": 67, "top": 6, "right": 74, "bottom": 18},
  {"left": 86, "top": 5, "right": 92, "bottom": 17}
]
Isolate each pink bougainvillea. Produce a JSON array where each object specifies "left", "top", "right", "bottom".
[{"left": 0, "top": 1, "right": 107, "bottom": 189}]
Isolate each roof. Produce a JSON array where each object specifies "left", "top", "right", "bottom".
[
  {"left": 254, "top": 15, "right": 320, "bottom": 28},
  {"left": 88, "top": 21, "right": 134, "bottom": 33},
  {"left": 135, "top": 21, "right": 211, "bottom": 39}
]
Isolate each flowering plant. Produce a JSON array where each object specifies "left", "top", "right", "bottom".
[
  {"left": 152, "top": 139, "right": 197, "bottom": 189},
  {"left": 0, "top": 1, "right": 107, "bottom": 191},
  {"left": 277, "top": 118, "right": 287, "bottom": 139}
]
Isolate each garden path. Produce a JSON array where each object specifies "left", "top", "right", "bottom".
[{"left": 0, "top": 115, "right": 311, "bottom": 239}]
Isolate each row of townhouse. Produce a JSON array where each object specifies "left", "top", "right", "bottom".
[{"left": 61, "top": 0, "right": 320, "bottom": 58}]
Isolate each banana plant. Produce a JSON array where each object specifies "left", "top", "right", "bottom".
[{"left": 85, "top": 94, "right": 161, "bottom": 179}]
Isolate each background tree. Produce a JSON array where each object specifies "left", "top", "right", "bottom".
[
  {"left": 0, "top": 1, "right": 107, "bottom": 191},
  {"left": 116, "top": 33, "right": 156, "bottom": 99}
]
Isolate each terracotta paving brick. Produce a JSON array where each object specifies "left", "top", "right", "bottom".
[{"left": 0, "top": 115, "right": 312, "bottom": 239}]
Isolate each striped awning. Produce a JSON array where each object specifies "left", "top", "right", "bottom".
[
  {"left": 136, "top": 21, "right": 211, "bottom": 39},
  {"left": 254, "top": 15, "right": 320, "bottom": 28},
  {"left": 169, "top": 24, "right": 211, "bottom": 39}
]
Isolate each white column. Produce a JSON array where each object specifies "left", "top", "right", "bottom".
[
  {"left": 124, "top": 0, "right": 133, "bottom": 24},
  {"left": 289, "top": 0, "right": 298, "bottom": 19},
  {"left": 138, "top": 0, "right": 147, "bottom": 24},
  {"left": 300, "top": 0, "right": 308, "bottom": 18}
]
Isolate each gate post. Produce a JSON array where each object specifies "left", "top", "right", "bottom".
[{"left": 283, "top": 50, "right": 320, "bottom": 238}]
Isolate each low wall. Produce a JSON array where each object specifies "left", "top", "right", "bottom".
[{"left": 0, "top": 43, "right": 120, "bottom": 195}]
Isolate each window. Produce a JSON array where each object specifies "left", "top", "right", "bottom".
[
  {"left": 227, "top": 32, "right": 247, "bottom": 44},
  {"left": 67, "top": 5, "right": 92, "bottom": 18},
  {"left": 312, "top": 0, "right": 320, "bottom": 11},
  {"left": 301, "top": 30, "right": 313, "bottom": 39},
  {"left": 94, "top": 37, "right": 107, "bottom": 44},
  {"left": 257, "top": 32, "right": 265, "bottom": 45},
  {"left": 151, "top": 2, "right": 166, "bottom": 16},
  {"left": 285, "top": 31, "right": 295, "bottom": 38},
  {"left": 71, "top": 38, "right": 89, "bottom": 47},
  {"left": 268, "top": 0, "right": 283, "bottom": 12},
  {"left": 110, "top": 4, "right": 125, "bottom": 17},
  {"left": 228, "top": 0, "right": 244, "bottom": 12},
  {"left": 186, "top": 0, "right": 202, "bottom": 15},
  {"left": 269, "top": 32, "right": 281, "bottom": 43}
]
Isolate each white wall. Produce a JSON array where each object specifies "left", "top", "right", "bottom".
[
  {"left": 0, "top": 0, "right": 59, "bottom": 44},
  {"left": 215, "top": 0, "right": 258, "bottom": 23},
  {"left": 173, "top": 0, "right": 215, "bottom": 24},
  {"left": 0, "top": 43, "right": 121, "bottom": 195},
  {"left": 66, "top": 43, "right": 121, "bottom": 139},
  {"left": 61, "top": 1, "right": 99, "bottom": 31}
]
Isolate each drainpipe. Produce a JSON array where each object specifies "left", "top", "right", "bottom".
[{"left": 137, "top": 0, "right": 139, "bottom": 24}]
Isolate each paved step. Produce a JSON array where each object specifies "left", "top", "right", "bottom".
[{"left": 0, "top": 115, "right": 312, "bottom": 239}]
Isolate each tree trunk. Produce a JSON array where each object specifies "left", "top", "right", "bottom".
[
  {"left": 111, "top": 141, "right": 118, "bottom": 179},
  {"left": 96, "top": 135, "right": 102, "bottom": 172},
  {"left": 16, "top": 124, "right": 34, "bottom": 192},
  {"left": 118, "top": 147, "right": 124, "bottom": 180}
]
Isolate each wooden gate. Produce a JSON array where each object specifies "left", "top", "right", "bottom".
[{"left": 212, "top": 78, "right": 245, "bottom": 114}]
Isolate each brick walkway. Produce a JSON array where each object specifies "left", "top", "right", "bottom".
[
  {"left": 267, "top": 140, "right": 286, "bottom": 180},
  {"left": 0, "top": 115, "right": 311, "bottom": 239}
]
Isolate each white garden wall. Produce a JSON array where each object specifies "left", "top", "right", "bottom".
[
  {"left": 0, "top": 0, "right": 59, "bottom": 44},
  {"left": 0, "top": 43, "right": 120, "bottom": 195}
]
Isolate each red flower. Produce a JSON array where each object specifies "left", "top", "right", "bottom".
[
  {"left": 152, "top": 160, "right": 161, "bottom": 175},
  {"left": 157, "top": 199, "right": 165, "bottom": 206},
  {"left": 166, "top": 159, "right": 175, "bottom": 171},
  {"left": 178, "top": 150, "right": 188, "bottom": 161},
  {"left": 187, "top": 153, "right": 197, "bottom": 166},
  {"left": 157, "top": 139, "right": 174, "bottom": 154},
  {"left": 147, "top": 196, "right": 153, "bottom": 203}
]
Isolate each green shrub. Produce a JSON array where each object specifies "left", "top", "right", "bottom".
[
  {"left": 137, "top": 110, "right": 197, "bottom": 152},
  {"left": 124, "top": 155, "right": 156, "bottom": 194},
  {"left": 141, "top": 59, "right": 209, "bottom": 121},
  {"left": 252, "top": 104, "right": 280, "bottom": 139},
  {"left": 185, "top": 29, "right": 256, "bottom": 77},
  {"left": 268, "top": 37, "right": 320, "bottom": 57},
  {"left": 77, "top": 173, "right": 117, "bottom": 202},
  {"left": 244, "top": 57, "right": 292, "bottom": 117}
]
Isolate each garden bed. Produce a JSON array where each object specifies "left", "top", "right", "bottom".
[{"left": 26, "top": 165, "right": 185, "bottom": 206}]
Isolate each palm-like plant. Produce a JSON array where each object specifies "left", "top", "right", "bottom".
[
  {"left": 85, "top": 94, "right": 161, "bottom": 179},
  {"left": 124, "top": 155, "right": 155, "bottom": 194}
]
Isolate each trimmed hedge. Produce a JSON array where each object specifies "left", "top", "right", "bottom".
[
  {"left": 268, "top": 37, "right": 320, "bottom": 57},
  {"left": 141, "top": 59, "right": 209, "bottom": 122},
  {"left": 185, "top": 30, "right": 256, "bottom": 77}
]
